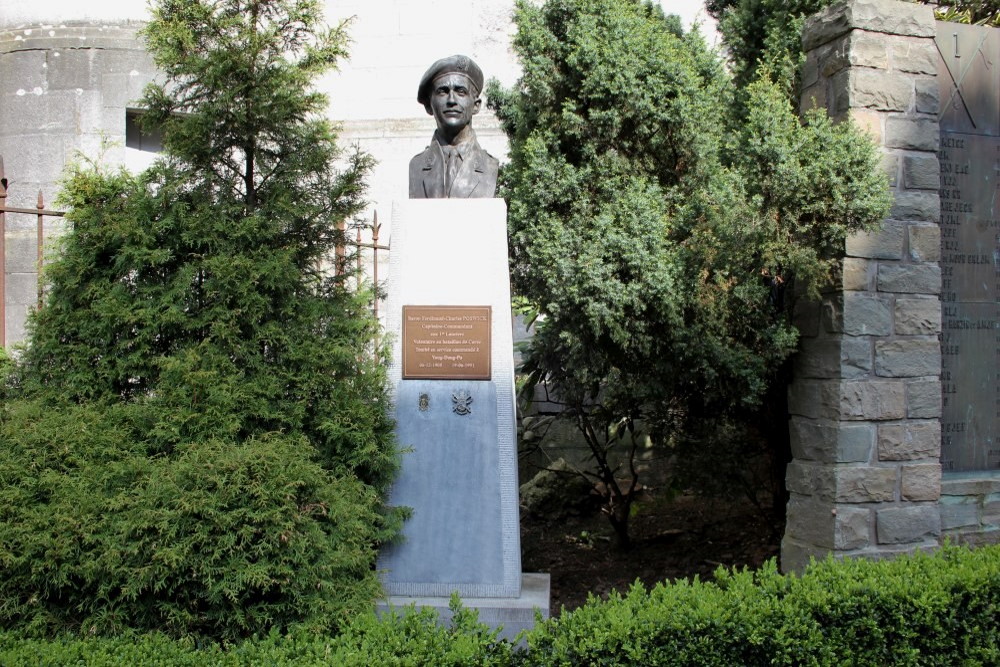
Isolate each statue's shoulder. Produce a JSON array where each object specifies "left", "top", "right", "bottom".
[
  {"left": 480, "top": 147, "right": 499, "bottom": 175},
  {"left": 410, "top": 143, "right": 439, "bottom": 170},
  {"left": 470, "top": 141, "right": 498, "bottom": 168},
  {"left": 410, "top": 144, "right": 431, "bottom": 162}
]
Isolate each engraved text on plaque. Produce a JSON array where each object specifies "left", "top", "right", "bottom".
[
  {"left": 937, "top": 23, "right": 1000, "bottom": 471},
  {"left": 402, "top": 305, "right": 492, "bottom": 380}
]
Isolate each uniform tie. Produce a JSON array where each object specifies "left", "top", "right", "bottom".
[{"left": 443, "top": 145, "right": 462, "bottom": 194}]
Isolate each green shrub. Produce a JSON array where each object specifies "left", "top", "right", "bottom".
[
  {"left": 488, "top": 0, "right": 890, "bottom": 544},
  {"left": 1, "top": 544, "right": 997, "bottom": 665},
  {"left": 0, "top": 0, "right": 399, "bottom": 640},
  {"left": 0, "top": 399, "right": 386, "bottom": 639},
  {"left": 521, "top": 544, "right": 1000, "bottom": 666},
  {"left": 317, "top": 601, "right": 513, "bottom": 667},
  {"left": 0, "top": 606, "right": 512, "bottom": 666}
]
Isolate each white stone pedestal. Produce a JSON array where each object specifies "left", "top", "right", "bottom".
[{"left": 377, "top": 199, "right": 549, "bottom": 635}]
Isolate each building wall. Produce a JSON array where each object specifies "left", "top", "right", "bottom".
[{"left": 0, "top": 16, "right": 157, "bottom": 342}]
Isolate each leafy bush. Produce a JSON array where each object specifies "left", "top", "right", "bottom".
[
  {"left": 708, "top": 0, "right": 831, "bottom": 96},
  {"left": 0, "top": 0, "right": 398, "bottom": 639},
  {"left": 488, "top": 0, "right": 890, "bottom": 544},
  {"left": 522, "top": 543, "right": 1000, "bottom": 666},
  {"left": 1, "top": 544, "right": 998, "bottom": 665},
  {"left": 0, "top": 400, "right": 386, "bottom": 638},
  {"left": 0, "top": 603, "right": 513, "bottom": 666}
]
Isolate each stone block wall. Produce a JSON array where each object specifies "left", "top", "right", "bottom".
[
  {"left": 783, "top": 0, "right": 943, "bottom": 571},
  {"left": 941, "top": 475, "right": 1000, "bottom": 545},
  {"left": 0, "top": 22, "right": 158, "bottom": 344}
]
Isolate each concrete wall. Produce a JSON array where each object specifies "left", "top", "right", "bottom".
[
  {"left": 0, "top": 0, "right": 147, "bottom": 25},
  {"left": 0, "top": 21, "right": 157, "bottom": 343}
]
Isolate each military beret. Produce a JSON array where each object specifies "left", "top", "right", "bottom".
[{"left": 417, "top": 55, "right": 484, "bottom": 107}]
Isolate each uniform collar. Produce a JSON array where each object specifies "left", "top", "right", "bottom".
[
  {"left": 420, "top": 132, "right": 485, "bottom": 175},
  {"left": 433, "top": 130, "right": 476, "bottom": 160}
]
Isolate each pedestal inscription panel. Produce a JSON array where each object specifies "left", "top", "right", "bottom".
[
  {"left": 938, "top": 134, "right": 1000, "bottom": 471},
  {"left": 937, "top": 22, "right": 1000, "bottom": 472}
]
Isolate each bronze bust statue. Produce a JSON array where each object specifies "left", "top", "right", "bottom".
[{"left": 409, "top": 55, "right": 498, "bottom": 199}]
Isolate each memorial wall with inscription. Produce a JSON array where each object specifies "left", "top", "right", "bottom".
[
  {"left": 937, "top": 23, "right": 1000, "bottom": 472},
  {"left": 783, "top": 2, "right": 1000, "bottom": 567}
]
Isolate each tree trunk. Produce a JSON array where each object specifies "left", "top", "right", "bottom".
[{"left": 607, "top": 499, "right": 632, "bottom": 551}]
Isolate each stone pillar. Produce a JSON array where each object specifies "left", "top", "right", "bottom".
[{"left": 782, "top": 0, "right": 942, "bottom": 571}]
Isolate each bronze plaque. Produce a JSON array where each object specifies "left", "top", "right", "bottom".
[
  {"left": 402, "top": 305, "right": 492, "bottom": 380},
  {"left": 937, "top": 22, "right": 1000, "bottom": 472}
]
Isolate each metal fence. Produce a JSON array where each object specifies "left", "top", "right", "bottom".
[
  {"left": 352, "top": 211, "right": 388, "bottom": 319},
  {"left": 0, "top": 156, "right": 65, "bottom": 348},
  {"left": 0, "top": 154, "right": 388, "bottom": 348}
]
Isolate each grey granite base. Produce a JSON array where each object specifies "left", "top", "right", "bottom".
[
  {"left": 377, "top": 572, "right": 551, "bottom": 642},
  {"left": 381, "top": 380, "right": 512, "bottom": 596}
]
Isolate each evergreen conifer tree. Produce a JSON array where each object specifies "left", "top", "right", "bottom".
[
  {"left": 0, "top": 0, "right": 399, "bottom": 639},
  {"left": 489, "top": 0, "right": 891, "bottom": 546}
]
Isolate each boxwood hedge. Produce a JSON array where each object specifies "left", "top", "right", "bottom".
[{"left": 1, "top": 543, "right": 997, "bottom": 666}]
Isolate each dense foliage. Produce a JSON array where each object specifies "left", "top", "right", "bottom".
[
  {"left": 707, "top": 0, "right": 830, "bottom": 96},
  {"left": 488, "top": 0, "right": 890, "bottom": 544},
  {"left": 0, "top": 0, "right": 399, "bottom": 639},
  {"left": 522, "top": 543, "right": 1000, "bottom": 666},
  {"left": 932, "top": 0, "right": 1000, "bottom": 24},
  {"left": 2, "top": 544, "right": 999, "bottom": 665}
]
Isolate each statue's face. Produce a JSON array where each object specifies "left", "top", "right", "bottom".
[{"left": 426, "top": 73, "right": 481, "bottom": 133}]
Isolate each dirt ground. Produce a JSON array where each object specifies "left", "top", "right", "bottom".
[{"left": 520, "top": 493, "right": 783, "bottom": 615}]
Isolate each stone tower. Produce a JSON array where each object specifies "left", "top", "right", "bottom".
[{"left": 0, "top": 1, "right": 158, "bottom": 342}]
